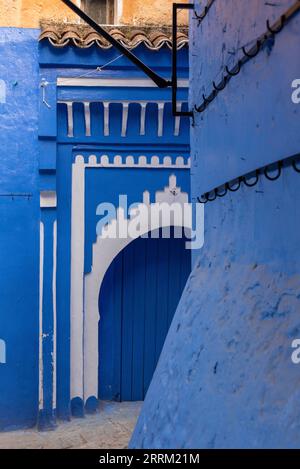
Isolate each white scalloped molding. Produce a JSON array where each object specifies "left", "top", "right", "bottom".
[{"left": 74, "top": 154, "right": 190, "bottom": 169}]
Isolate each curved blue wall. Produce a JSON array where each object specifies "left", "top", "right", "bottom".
[{"left": 130, "top": 0, "right": 300, "bottom": 448}]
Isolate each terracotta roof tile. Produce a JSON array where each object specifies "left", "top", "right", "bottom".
[{"left": 39, "top": 22, "right": 189, "bottom": 51}]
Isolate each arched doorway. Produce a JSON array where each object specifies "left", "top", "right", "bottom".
[{"left": 98, "top": 228, "right": 191, "bottom": 401}]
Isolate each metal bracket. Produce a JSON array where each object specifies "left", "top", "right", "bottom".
[
  {"left": 172, "top": 3, "right": 194, "bottom": 117},
  {"left": 61, "top": 1, "right": 194, "bottom": 118}
]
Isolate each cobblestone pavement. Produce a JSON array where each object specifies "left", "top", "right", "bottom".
[{"left": 0, "top": 401, "right": 142, "bottom": 449}]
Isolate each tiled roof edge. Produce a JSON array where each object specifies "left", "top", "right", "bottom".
[{"left": 39, "top": 22, "right": 189, "bottom": 51}]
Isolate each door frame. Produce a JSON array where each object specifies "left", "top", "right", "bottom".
[{"left": 70, "top": 154, "right": 191, "bottom": 410}]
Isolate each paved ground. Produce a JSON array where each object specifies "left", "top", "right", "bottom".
[{"left": 0, "top": 401, "right": 142, "bottom": 449}]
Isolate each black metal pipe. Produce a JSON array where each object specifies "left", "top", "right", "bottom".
[
  {"left": 172, "top": 3, "right": 194, "bottom": 117},
  {"left": 61, "top": 0, "right": 171, "bottom": 88},
  {"left": 172, "top": 3, "right": 178, "bottom": 116}
]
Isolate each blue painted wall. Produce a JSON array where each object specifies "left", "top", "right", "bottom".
[
  {"left": 0, "top": 24, "right": 190, "bottom": 429},
  {"left": 190, "top": 0, "right": 300, "bottom": 195},
  {"left": 0, "top": 28, "right": 40, "bottom": 430},
  {"left": 52, "top": 41, "right": 190, "bottom": 421},
  {"left": 131, "top": 0, "right": 300, "bottom": 448}
]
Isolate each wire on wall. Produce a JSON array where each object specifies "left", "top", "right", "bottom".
[
  {"left": 194, "top": 0, "right": 300, "bottom": 114},
  {"left": 40, "top": 54, "right": 125, "bottom": 108},
  {"left": 197, "top": 154, "right": 300, "bottom": 204},
  {"left": 193, "top": 0, "right": 216, "bottom": 26},
  {"left": 0, "top": 193, "right": 33, "bottom": 200}
]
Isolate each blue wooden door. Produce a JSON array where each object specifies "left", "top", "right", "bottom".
[{"left": 99, "top": 229, "right": 191, "bottom": 401}]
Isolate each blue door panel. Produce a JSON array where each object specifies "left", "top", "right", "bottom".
[
  {"left": 155, "top": 237, "right": 170, "bottom": 364},
  {"left": 132, "top": 239, "right": 146, "bottom": 401},
  {"left": 98, "top": 253, "right": 123, "bottom": 401},
  {"left": 99, "top": 229, "right": 191, "bottom": 401},
  {"left": 143, "top": 235, "right": 159, "bottom": 395},
  {"left": 120, "top": 244, "right": 135, "bottom": 401}
]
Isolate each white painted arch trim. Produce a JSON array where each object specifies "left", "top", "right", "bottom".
[
  {"left": 70, "top": 157, "right": 191, "bottom": 403},
  {"left": 84, "top": 210, "right": 192, "bottom": 402}
]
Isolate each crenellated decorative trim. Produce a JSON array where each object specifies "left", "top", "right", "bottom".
[{"left": 74, "top": 154, "right": 191, "bottom": 169}]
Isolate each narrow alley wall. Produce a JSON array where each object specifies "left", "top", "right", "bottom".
[
  {"left": 131, "top": 0, "right": 300, "bottom": 448},
  {"left": 0, "top": 0, "right": 187, "bottom": 431},
  {"left": 0, "top": 28, "right": 40, "bottom": 429}
]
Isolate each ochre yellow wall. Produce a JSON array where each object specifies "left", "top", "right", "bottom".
[
  {"left": 121, "top": 0, "right": 189, "bottom": 26},
  {"left": 0, "top": 0, "right": 188, "bottom": 28},
  {"left": 0, "top": 0, "right": 80, "bottom": 28}
]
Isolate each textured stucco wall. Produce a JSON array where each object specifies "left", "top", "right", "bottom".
[
  {"left": 0, "top": 28, "right": 40, "bottom": 430},
  {"left": 121, "top": 0, "right": 188, "bottom": 26},
  {"left": 131, "top": 173, "right": 300, "bottom": 449},
  {"left": 190, "top": 0, "right": 300, "bottom": 195},
  {"left": 131, "top": 0, "right": 300, "bottom": 449},
  {"left": 0, "top": 0, "right": 78, "bottom": 28},
  {"left": 0, "top": 0, "right": 187, "bottom": 28}
]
